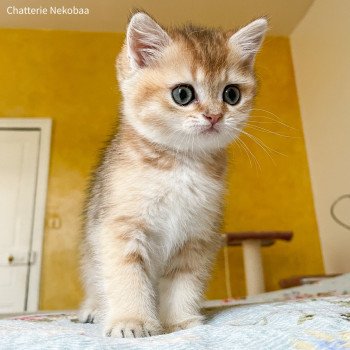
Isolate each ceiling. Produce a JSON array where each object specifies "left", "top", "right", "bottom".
[{"left": 0, "top": 0, "right": 314, "bottom": 36}]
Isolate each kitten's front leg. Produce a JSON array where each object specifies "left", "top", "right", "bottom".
[
  {"left": 159, "top": 236, "right": 221, "bottom": 333},
  {"left": 99, "top": 220, "right": 162, "bottom": 338}
]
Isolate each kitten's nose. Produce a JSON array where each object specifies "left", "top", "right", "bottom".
[{"left": 203, "top": 113, "right": 223, "bottom": 125}]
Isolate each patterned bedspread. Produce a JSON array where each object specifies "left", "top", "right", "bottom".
[{"left": 1, "top": 295, "right": 350, "bottom": 350}]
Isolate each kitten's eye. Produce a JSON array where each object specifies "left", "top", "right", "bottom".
[
  {"left": 223, "top": 85, "right": 240, "bottom": 106},
  {"left": 171, "top": 85, "right": 195, "bottom": 106}
]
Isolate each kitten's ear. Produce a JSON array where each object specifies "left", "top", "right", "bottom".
[
  {"left": 229, "top": 18, "right": 268, "bottom": 65},
  {"left": 126, "top": 12, "right": 171, "bottom": 69}
]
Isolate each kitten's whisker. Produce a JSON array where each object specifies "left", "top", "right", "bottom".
[
  {"left": 249, "top": 116, "right": 297, "bottom": 131},
  {"left": 250, "top": 109, "right": 297, "bottom": 130},
  {"left": 236, "top": 128, "right": 277, "bottom": 164},
  {"left": 236, "top": 136, "right": 261, "bottom": 172},
  {"left": 233, "top": 137, "right": 253, "bottom": 168},
  {"left": 231, "top": 139, "right": 243, "bottom": 158},
  {"left": 239, "top": 129, "right": 283, "bottom": 165},
  {"left": 244, "top": 124, "right": 295, "bottom": 138},
  {"left": 251, "top": 108, "right": 285, "bottom": 121},
  {"left": 247, "top": 119, "right": 285, "bottom": 125},
  {"left": 228, "top": 130, "right": 261, "bottom": 172}
]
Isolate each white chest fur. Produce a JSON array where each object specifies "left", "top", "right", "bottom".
[{"left": 142, "top": 161, "right": 224, "bottom": 257}]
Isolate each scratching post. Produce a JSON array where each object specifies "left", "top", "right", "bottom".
[{"left": 242, "top": 239, "right": 265, "bottom": 296}]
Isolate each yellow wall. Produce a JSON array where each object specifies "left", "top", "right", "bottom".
[{"left": 0, "top": 28, "right": 324, "bottom": 309}]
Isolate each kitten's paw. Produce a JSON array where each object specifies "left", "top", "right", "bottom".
[
  {"left": 104, "top": 319, "right": 162, "bottom": 338},
  {"left": 78, "top": 299, "right": 98, "bottom": 323},
  {"left": 79, "top": 308, "right": 98, "bottom": 324},
  {"left": 165, "top": 317, "right": 203, "bottom": 333}
]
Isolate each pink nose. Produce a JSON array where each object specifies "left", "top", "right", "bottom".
[{"left": 203, "top": 113, "right": 222, "bottom": 125}]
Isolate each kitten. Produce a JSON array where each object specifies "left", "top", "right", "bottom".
[{"left": 79, "top": 12, "right": 267, "bottom": 338}]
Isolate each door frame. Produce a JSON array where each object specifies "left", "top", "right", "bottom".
[{"left": 0, "top": 118, "right": 52, "bottom": 312}]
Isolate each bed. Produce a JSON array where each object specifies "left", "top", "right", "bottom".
[{"left": 1, "top": 274, "right": 350, "bottom": 349}]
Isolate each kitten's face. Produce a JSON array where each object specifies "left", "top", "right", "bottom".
[{"left": 118, "top": 13, "right": 267, "bottom": 153}]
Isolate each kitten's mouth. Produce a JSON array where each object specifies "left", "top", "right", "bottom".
[{"left": 200, "top": 125, "right": 219, "bottom": 135}]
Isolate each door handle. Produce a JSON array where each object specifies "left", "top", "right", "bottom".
[{"left": 0, "top": 251, "right": 36, "bottom": 266}]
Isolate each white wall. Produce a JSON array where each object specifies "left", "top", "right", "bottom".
[{"left": 291, "top": 0, "right": 350, "bottom": 273}]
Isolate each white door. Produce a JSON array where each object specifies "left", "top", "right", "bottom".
[{"left": 0, "top": 130, "right": 40, "bottom": 313}]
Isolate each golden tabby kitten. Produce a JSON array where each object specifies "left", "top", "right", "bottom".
[{"left": 79, "top": 12, "right": 267, "bottom": 338}]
